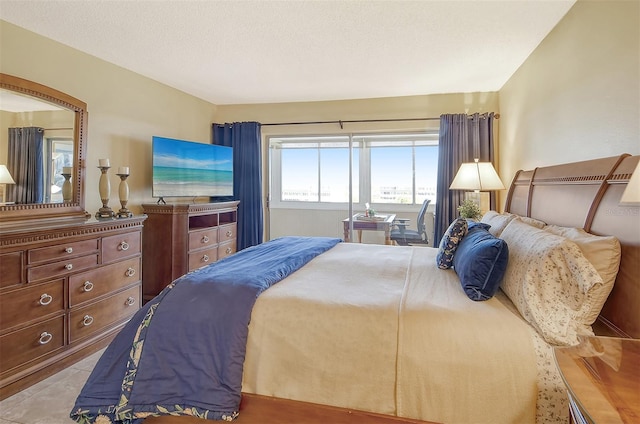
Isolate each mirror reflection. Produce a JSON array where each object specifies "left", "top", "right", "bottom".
[{"left": 0, "top": 89, "right": 75, "bottom": 204}]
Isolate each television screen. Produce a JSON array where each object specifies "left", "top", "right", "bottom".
[{"left": 152, "top": 136, "right": 233, "bottom": 198}]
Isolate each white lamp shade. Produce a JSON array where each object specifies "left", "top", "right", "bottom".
[
  {"left": 449, "top": 160, "right": 505, "bottom": 191},
  {"left": 0, "top": 165, "right": 15, "bottom": 184},
  {"left": 620, "top": 161, "right": 640, "bottom": 206}
]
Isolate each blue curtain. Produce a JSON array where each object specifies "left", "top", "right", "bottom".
[
  {"left": 433, "top": 113, "right": 497, "bottom": 246},
  {"left": 7, "top": 127, "right": 44, "bottom": 204},
  {"left": 212, "top": 122, "right": 263, "bottom": 251}
]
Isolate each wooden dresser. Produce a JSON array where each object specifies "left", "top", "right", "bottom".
[
  {"left": 141, "top": 201, "right": 239, "bottom": 303},
  {"left": 0, "top": 215, "right": 146, "bottom": 400}
]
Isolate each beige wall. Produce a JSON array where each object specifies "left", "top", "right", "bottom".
[
  {"left": 499, "top": 0, "right": 639, "bottom": 189},
  {"left": 1, "top": 20, "right": 218, "bottom": 215}
]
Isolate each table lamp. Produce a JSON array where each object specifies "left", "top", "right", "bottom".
[
  {"left": 0, "top": 164, "right": 16, "bottom": 204},
  {"left": 620, "top": 161, "right": 640, "bottom": 206},
  {"left": 449, "top": 158, "right": 505, "bottom": 213}
]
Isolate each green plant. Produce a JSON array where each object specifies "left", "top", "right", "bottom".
[{"left": 457, "top": 198, "right": 482, "bottom": 220}]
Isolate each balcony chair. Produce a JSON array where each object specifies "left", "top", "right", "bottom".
[{"left": 390, "top": 199, "right": 431, "bottom": 246}]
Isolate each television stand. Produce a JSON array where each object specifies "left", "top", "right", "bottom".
[
  {"left": 156, "top": 197, "right": 167, "bottom": 205},
  {"left": 141, "top": 201, "right": 239, "bottom": 302}
]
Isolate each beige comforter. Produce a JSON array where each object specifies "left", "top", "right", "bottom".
[{"left": 242, "top": 243, "right": 539, "bottom": 424}]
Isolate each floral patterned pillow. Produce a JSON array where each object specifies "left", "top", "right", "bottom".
[
  {"left": 499, "top": 219, "right": 604, "bottom": 346},
  {"left": 436, "top": 217, "right": 468, "bottom": 269}
]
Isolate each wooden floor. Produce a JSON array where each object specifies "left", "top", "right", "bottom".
[{"left": 145, "top": 393, "right": 437, "bottom": 424}]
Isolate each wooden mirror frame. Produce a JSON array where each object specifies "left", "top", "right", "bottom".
[{"left": 0, "top": 73, "right": 88, "bottom": 223}]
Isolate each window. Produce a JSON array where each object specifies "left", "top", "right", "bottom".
[
  {"left": 270, "top": 131, "right": 438, "bottom": 207},
  {"left": 45, "top": 137, "right": 73, "bottom": 203}
]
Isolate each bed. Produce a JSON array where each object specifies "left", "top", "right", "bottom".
[{"left": 70, "top": 154, "right": 639, "bottom": 424}]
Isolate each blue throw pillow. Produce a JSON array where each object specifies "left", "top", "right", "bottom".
[
  {"left": 436, "top": 217, "right": 468, "bottom": 269},
  {"left": 467, "top": 220, "right": 491, "bottom": 231},
  {"left": 453, "top": 226, "right": 509, "bottom": 301}
]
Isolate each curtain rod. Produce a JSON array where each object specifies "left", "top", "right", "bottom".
[
  {"left": 260, "top": 113, "right": 499, "bottom": 129},
  {"left": 37, "top": 127, "right": 73, "bottom": 132}
]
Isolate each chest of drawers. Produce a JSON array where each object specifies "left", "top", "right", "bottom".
[
  {"left": 0, "top": 215, "right": 146, "bottom": 399},
  {"left": 141, "top": 201, "right": 238, "bottom": 302}
]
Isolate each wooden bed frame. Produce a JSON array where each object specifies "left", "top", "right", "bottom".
[
  {"left": 504, "top": 153, "right": 639, "bottom": 339},
  {"left": 146, "top": 154, "right": 639, "bottom": 423}
]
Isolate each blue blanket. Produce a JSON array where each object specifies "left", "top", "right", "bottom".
[{"left": 70, "top": 236, "right": 341, "bottom": 423}]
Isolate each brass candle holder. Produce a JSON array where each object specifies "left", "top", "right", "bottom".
[
  {"left": 96, "top": 165, "right": 115, "bottom": 218},
  {"left": 116, "top": 168, "right": 133, "bottom": 218}
]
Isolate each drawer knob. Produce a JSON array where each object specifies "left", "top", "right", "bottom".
[
  {"left": 226, "top": 247, "right": 232, "bottom": 254},
  {"left": 226, "top": 230, "right": 233, "bottom": 237},
  {"left": 83, "top": 281, "right": 94, "bottom": 292},
  {"left": 126, "top": 267, "right": 136, "bottom": 277},
  {"left": 65, "top": 247, "right": 73, "bottom": 254},
  {"left": 82, "top": 315, "right": 94, "bottom": 326},
  {"left": 65, "top": 263, "right": 73, "bottom": 271},
  {"left": 125, "top": 296, "right": 136, "bottom": 306},
  {"left": 202, "top": 235, "right": 210, "bottom": 243},
  {"left": 202, "top": 254, "right": 210, "bottom": 263},
  {"left": 119, "top": 241, "right": 130, "bottom": 251},
  {"left": 39, "top": 293, "right": 53, "bottom": 306},
  {"left": 39, "top": 332, "right": 53, "bottom": 345}
]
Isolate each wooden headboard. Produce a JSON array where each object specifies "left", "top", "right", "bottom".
[{"left": 504, "top": 154, "right": 640, "bottom": 339}]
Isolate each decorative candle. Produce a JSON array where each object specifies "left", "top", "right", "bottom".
[
  {"left": 99, "top": 158, "right": 110, "bottom": 167},
  {"left": 62, "top": 166, "right": 73, "bottom": 174},
  {"left": 118, "top": 166, "right": 130, "bottom": 175}
]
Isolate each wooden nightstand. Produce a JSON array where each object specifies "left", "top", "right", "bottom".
[{"left": 553, "top": 336, "right": 639, "bottom": 423}]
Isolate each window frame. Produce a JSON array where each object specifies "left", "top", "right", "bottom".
[{"left": 268, "top": 131, "right": 439, "bottom": 211}]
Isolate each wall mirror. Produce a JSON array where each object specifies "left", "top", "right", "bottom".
[{"left": 0, "top": 73, "right": 88, "bottom": 223}]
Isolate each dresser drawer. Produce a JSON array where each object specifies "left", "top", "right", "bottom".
[
  {"left": 0, "top": 279, "right": 64, "bottom": 332},
  {"left": 218, "top": 223, "right": 236, "bottom": 243},
  {"left": 69, "top": 285, "right": 140, "bottom": 343},
  {"left": 188, "top": 228, "right": 218, "bottom": 252},
  {"left": 69, "top": 257, "right": 141, "bottom": 307},
  {"left": 28, "top": 239, "right": 99, "bottom": 265},
  {"left": 218, "top": 241, "right": 236, "bottom": 260},
  {"left": 102, "top": 231, "right": 141, "bottom": 264},
  {"left": 27, "top": 254, "right": 99, "bottom": 283},
  {"left": 0, "top": 251, "right": 23, "bottom": 288},
  {"left": 188, "top": 247, "right": 218, "bottom": 271},
  {"left": 0, "top": 316, "right": 65, "bottom": 373}
]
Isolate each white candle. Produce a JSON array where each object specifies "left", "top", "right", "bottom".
[
  {"left": 62, "top": 166, "right": 73, "bottom": 174},
  {"left": 118, "top": 166, "right": 130, "bottom": 175},
  {"left": 99, "top": 158, "right": 110, "bottom": 167}
]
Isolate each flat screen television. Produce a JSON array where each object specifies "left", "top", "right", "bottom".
[{"left": 152, "top": 136, "right": 233, "bottom": 199}]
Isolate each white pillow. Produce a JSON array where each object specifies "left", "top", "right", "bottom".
[
  {"left": 505, "top": 212, "right": 546, "bottom": 229},
  {"left": 544, "top": 225, "right": 621, "bottom": 324},
  {"left": 500, "top": 218, "right": 604, "bottom": 346},
  {"left": 480, "top": 211, "right": 516, "bottom": 237}
]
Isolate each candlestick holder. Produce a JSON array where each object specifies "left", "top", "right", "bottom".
[
  {"left": 61, "top": 172, "right": 72, "bottom": 202},
  {"left": 116, "top": 173, "right": 133, "bottom": 218},
  {"left": 96, "top": 166, "right": 115, "bottom": 218}
]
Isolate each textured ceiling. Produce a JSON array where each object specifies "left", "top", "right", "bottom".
[{"left": 0, "top": 0, "right": 576, "bottom": 105}]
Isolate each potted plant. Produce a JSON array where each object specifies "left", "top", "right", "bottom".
[{"left": 457, "top": 198, "right": 482, "bottom": 221}]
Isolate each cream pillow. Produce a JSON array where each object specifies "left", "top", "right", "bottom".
[
  {"left": 505, "top": 212, "right": 546, "bottom": 229},
  {"left": 544, "top": 225, "right": 621, "bottom": 324},
  {"left": 500, "top": 218, "right": 604, "bottom": 346},
  {"left": 480, "top": 211, "right": 516, "bottom": 237}
]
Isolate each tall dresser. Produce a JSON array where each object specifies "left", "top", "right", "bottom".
[
  {"left": 141, "top": 201, "right": 239, "bottom": 302},
  {"left": 0, "top": 215, "right": 146, "bottom": 399}
]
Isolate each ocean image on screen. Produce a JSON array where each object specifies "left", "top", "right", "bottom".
[{"left": 152, "top": 137, "right": 233, "bottom": 197}]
